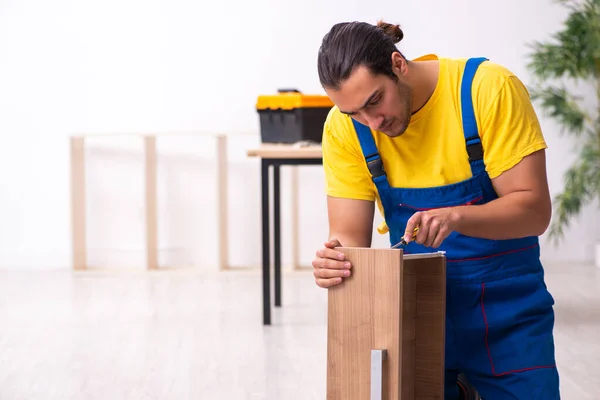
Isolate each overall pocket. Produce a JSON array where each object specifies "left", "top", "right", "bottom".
[{"left": 478, "top": 272, "right": 557, "bottom": 376}]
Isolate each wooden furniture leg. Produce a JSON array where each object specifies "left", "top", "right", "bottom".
[
  {"left": 144, "top": 135, "right": 158, "bottom": 270},
  {"left": 71, "top": 137, "right": 86, "bottom": 270},
  {"left": 216, "top": 135, "right": 229, "bottom": 270}
]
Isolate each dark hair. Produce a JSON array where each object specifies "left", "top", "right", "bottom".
[{"left": 317, "top": 20, "right": 405, "bottom": 90}]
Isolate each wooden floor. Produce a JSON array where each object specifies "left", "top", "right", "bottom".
[{"left": 0, "top": 262, "right": 598, "bottom": 399}]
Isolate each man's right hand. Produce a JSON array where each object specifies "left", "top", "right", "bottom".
[{"left": 312, "top": 239, "right": 352, "bottom": 288}]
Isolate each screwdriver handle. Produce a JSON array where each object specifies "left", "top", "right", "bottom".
[{"left": 391, "top": 227, "right": 419, "bottom": 248}]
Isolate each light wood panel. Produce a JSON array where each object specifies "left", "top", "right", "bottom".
[
  {"left": 405, "top": 255, "right": 446, "bottom": 399},
  {"left": 144, "top": 136, "right": 158, "bottom": 270},
  {"left": 327, "top": 247, "right": 402, "bottom": 399},
  {"left": 246, "top": 144, "right": 322, "bottom": 159},
  {"left": 70, "top": 137, "right": 86, "bottom": 270},
  {"left": 216, "top": 135, "right": 229, "bottom": 270},
  {"left": 326, "top": 248, "right": 446, "bottom": 400},
  {"left": 401, "top": 259, "right": 417, "bottom": 399}
]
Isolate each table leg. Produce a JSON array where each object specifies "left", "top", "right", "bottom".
[
  {"left": 261, "top": 159, "right": 271, "bottom": 325},
  {"left": 273, "top": 164, "right": 281, "bottom": 307}
]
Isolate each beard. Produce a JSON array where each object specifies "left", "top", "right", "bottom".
[{"left": 384, "top": 81, "right": 413, "bottom": 138}]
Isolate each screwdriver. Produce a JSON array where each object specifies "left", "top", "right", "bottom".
[{"left": 391, "top": 227, "right": 419, "bottom": 249}]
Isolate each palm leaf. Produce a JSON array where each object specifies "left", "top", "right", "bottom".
[
  {"left": 548, "top": 136, "right": 600, "bottom": 241},
  {"left": 527, "top": 0, "right": 600, "bottom": 244},
  {"left": 527, "top": 0, "right": 600, "bottom": 80},
  {"left": 529, "top": 85, "right": 590, "bottom": 134}
]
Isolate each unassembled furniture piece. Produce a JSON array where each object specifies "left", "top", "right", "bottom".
[
  {"left": 247, "top": 143, "right": 322, "bottom": 325},
  {"left": 70, "top": 133, "right": 229, "bottom": 271},
  {"left": 326, "top": 248, "right": 446, "bottom": 399}
]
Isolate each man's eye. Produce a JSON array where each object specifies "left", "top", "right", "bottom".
[{"left": 370, "top": 97, "right": 381, "bottom": 106}]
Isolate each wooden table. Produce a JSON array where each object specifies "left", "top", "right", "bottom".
[{"left": 247, "top": 144, "right": 323, "bottom": 325}]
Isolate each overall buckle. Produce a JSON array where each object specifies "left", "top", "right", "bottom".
[
  {"left": 466, "top": 142, "right": 484, "bottom": 162},
  {"left": 367, "top": 157, "right": 386, "bottom": 178}
]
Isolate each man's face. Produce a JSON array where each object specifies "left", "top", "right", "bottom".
[{"left": 325, "top": 62, "right": 413, "bottom": 138}]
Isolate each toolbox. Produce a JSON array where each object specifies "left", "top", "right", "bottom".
[{"left": 256, "top": 89, "right": 334, "bottom": 144}]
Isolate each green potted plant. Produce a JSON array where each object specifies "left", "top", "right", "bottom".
[{"left": 526, "top": 0, "right": 600, "bottom": 264}]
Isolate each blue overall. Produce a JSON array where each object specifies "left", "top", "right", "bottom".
[{"left": 351, "top": 57, "right": 560, "bottom": 399}]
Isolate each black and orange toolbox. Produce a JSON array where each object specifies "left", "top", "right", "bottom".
[{"left": 256, "top": 89, "right": 334, "bottom": 144}]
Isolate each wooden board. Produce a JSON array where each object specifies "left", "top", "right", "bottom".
[
  {"left": 246, "top": 144, "right": 322, "bottom": 159},
  {"left": 327, "top": 248, "right": 403, "bottom": 399},
  {"left": 326, "top": 248, "right": 445, "bottom": 400},
  {"left": 70, "top": 137, "right": 86, "bottom": 270},
  {"left": 405, "top": 254, "right": 446, "bottom": 399}
]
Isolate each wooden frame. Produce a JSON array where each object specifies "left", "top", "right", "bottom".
[
  {"left": 327, "top": 248, "right": 446, "bottom": 399},
  {"left": 70, "top": 133, "right": 230, "bottom": 271}
]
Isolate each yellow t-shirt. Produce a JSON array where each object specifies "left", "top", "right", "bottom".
[{"left": 322, "top": 54, "right": 547, "bottom": 234}]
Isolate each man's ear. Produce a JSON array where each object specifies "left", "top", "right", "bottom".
[{"left": 391, "top": 52, "right": 407, "bottom": 77}]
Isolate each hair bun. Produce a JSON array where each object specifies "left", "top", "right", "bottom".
[{"left": 376, "top": 20, "right": 404, "bottom": 43}]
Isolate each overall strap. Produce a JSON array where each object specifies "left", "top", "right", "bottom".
[
  {"left": 460, "top": 57, "right": 489, "bottom": 176},
  {"left": 351, "top": 118, "right": 391, "bottom": 191}
]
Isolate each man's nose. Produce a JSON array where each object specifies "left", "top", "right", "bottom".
[{"left": 364, "top": 114, "right": 384, "bottom": 131}]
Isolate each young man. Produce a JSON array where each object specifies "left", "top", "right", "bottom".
[{"left": 312, "top": 20, "right": 560, "bottom": 399}]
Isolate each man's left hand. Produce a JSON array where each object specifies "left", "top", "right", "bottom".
[{"left": 403, "top": 207, "right": 460, "bottom": 248}]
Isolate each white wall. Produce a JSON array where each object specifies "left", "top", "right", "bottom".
[{"left": 0, "top": 0, "right": 596, "bottom": 269}]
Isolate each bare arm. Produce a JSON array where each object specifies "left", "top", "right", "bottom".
[
  {"left": 404, "top": 150, "right": 552, "bottom": 246},
  {"left": 452, "top": 149, "right": 551, "bottom": 239},
  {"left": 446, "top": 74, "right": 552, "bottom": 240},
  {"left": 327, "top": 196, "right": 375, "bottom": 247},
  {"left": 312, "top": 196, "right": 374, "bottom": 288}
]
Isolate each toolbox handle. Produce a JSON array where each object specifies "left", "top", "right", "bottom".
[{"left": 277, "top": 88, "right": 301, "bottom": 93}]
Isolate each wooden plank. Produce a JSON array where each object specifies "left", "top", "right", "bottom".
[
  {"left": 70, "top": 137, "right": 86, "bottom": 270},
  {"left": 70, "top": 131, "right": 250, "bottom": 138},
  {"left": 327, "top": 247, "right": 402, "bottom": 399},
  {"left": 144, "top": 136, "right": 158, "bottom": 270},
  {"left": 216, "top": 135, "right": 229, "bottom": 270},
  {"left": 246, "top": 144, "right": 322, "bottom": 159},
  {"left": 401, "top": 260, "right": 417, "bottom": 399},
  {"left": 405, "top": 253, "right": 446, "bottom": 400}
]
